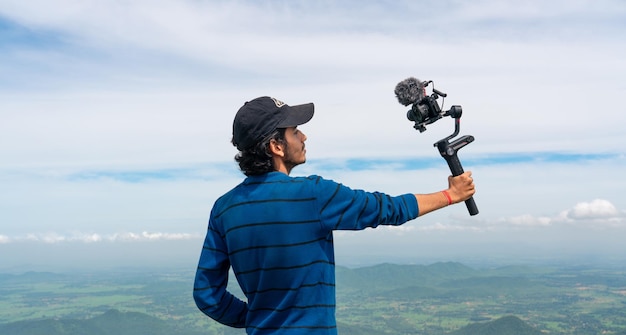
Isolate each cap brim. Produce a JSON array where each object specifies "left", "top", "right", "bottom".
[{"left": 277, "top": 103, "right": 314, "bottom": 128}]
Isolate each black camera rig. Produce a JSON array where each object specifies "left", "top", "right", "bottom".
[{"left": 396, "top": 79, "right": 479, "bottom": 216}]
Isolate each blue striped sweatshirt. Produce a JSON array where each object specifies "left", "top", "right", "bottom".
[{"left": 193, "top": 172, "right": 419, "bottom": 334}]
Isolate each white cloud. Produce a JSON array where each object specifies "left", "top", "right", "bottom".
[
  {"left": 480, "top": 199, "right": 625, "bottom": 230},
  {"left": 377, "top": 225, "right": 415, "bottom": 234},
  {"left": 416, "top": 222, "right": 485, "bottom": 232},
  {"left": 2, "top": 0, "right": 625, "bottom": 170},
  {"left": 1, "top": 231, "right": 202, "bottom": 244},
  {"left": 500, "top": 214, "right": 553, "bottom": 227},
  {"left": 110, "top": 231, "right": 200, "bottom": 241},
  {"left": 408, "top": 199, "right": 626, "bottom": 233},
  {"left": 563, "top": 199, "right": 622, "bottom": 220}
]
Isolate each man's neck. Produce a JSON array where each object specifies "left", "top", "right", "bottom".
[{"left": 272, "top": 157, "right": 293, "bottom": 175}]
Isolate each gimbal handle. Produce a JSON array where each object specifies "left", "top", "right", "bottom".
[{"left": 435, "top": 135, "right": 479, "bottom": 216}]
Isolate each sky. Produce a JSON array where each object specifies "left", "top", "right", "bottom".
[{"left": 1, "top": 0, "right": 626, "bottom": 271}]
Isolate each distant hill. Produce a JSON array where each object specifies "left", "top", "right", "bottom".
[
  {"left": 336, "top": 261, "right": 551, "bottom": 301},
  {"left": 337, "top": 261, "right": 477, "bottom": 291},
  {"left": 0, "top": 271, "right": 70, "bottom": 284},
  {"left": 337, "top": 321, "right": 389, "bottom": 335},
  {"left": 448, "top": 315, "right": 543, "bottom": 335},
  {"left": 0, "top": 309, "right": 205, "bottom": 335}
]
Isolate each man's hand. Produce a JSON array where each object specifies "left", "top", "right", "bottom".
[
  {"left": 414, "top": 171, "right": 476, "bottom": 217},
  {"left": 447, "top": 171, "right": 475, "bottom": 204}
]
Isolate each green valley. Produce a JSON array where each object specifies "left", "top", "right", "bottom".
[{"left": 1, "top": 262, "right": 625, "bottom": 334}]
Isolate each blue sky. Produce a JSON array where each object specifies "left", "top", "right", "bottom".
[{"left": 1, "top": 0, "right": 626, "bottom": 271}]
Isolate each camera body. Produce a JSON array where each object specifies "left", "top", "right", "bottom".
[
  {"left": 405, "top": 82, "right": 462, "bottom": 132},
  {"left": 407, "top": 93, "right": 443, "bottom": 132}
]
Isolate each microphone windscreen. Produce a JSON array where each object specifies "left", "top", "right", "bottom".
[{"left": 394, "top": 77, "right": 424, "bottom": 106}]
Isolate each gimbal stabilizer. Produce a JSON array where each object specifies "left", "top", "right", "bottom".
[
  {"left": 394, "top": 77, "right": 478, "bottom": 216},
  {"left": 434, "top": 106, "right": 479, "bottom": 216}
]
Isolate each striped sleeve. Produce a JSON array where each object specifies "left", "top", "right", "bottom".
[{"left": 315, "top": 177, "right": 419, "bottom": 231}]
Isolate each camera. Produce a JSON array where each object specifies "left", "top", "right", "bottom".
[
  {"left": 395, "top": 77, "right": 478, "bottom": 215},
  {"left": 405, "top": 81, "right": 462, "bottom": 132},
  {"left": 407, "top": 93, "right": 442, "bottom": 132}
]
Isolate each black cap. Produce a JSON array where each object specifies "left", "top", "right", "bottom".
[{"left": 232, "top": 96, "right": 314, "bottom": 150}]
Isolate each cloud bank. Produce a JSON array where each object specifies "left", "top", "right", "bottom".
[
  {"left": 2, "top": 199, "right": 623, "bottom": 245},
  {"left": 0, "top": 231, "right": 202, "bottom": 244}
]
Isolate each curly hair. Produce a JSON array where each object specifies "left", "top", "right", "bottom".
[{"left": 233, "top": 128, "right": 287, "bottom": 176}]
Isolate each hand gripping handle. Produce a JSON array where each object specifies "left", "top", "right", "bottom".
[{"left": 436, "top": 136, "right": 479, "bottom": 216}]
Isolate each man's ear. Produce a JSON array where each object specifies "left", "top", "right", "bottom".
[{"left": 268, "top": 139, "right": 285, "bottom": 157}]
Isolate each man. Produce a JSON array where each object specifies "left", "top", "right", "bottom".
[{"left": 193, "top": 96, "right": 475, "bottom": 334}]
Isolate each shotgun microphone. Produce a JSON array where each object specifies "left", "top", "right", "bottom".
[{"left": 394, "top": 77, "right": 426, "bottom": 106}]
